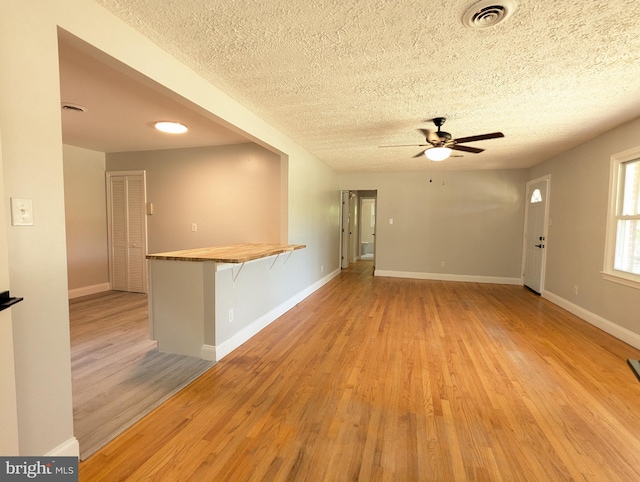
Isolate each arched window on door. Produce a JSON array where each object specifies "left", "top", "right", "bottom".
[{"left": 530, "top": 188, "right": 543, "bottom": 203}]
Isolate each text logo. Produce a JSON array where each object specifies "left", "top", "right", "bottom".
[{"left": 0, "top": 457, "right": 77, "bottom": 481}]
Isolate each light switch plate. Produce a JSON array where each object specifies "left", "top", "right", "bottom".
[{"left": 11, "top": 198, "right": 33, "bottom": 226}]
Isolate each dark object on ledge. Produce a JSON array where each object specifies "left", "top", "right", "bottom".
[
  {"left": 0, "top": 290, "right": 23, "bottom": 312},
  {"left": 627, "top": 359, "right": 640, "bottom": 383}
]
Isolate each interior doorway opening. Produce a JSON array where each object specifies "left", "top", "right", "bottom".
[
  {"left": 341, "top": 190, "right": 377, "bottom": 269},
  {"left": 359, "top": 197, "right": 376, "bottom": 260}
]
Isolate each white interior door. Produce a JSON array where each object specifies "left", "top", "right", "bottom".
[
  {"left": 107, "top": 171, "right": 148, "bottom": 293},
  {"left": 523, "top": 176, "right": 550, "bottom": 293}
]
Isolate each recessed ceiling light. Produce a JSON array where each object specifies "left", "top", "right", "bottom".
[
  {"left": 154, "top": 121, "right": 188, "bottom": 134},
  {"left": 462, "top": 0, "right": 517, "bottom": 29}
]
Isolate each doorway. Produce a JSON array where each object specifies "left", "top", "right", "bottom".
[
  {"left": 340, "top": 190, "right": 377, "bottom": 269},
  {"left": 359, "top": 197, "right": 376, "bottom": 260},
  {"left": 522, "top": 175, "right": 551, "bottom": 294},
  {"left": 341, "top": 191, "right": 351, "bottom": 269}
]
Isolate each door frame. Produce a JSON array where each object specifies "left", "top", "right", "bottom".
[
  {"left": 106, "top": 170, "right": 149, "bottom": 293},
  {"left": 340, "top": 191, "right": 351, "bottom": 269},
  {"left": 0, "top": 129, "right": 20, "bottom": 454},
  {"left": 521, "top": 174, "right": 551, "bottom": 293},
  {"left": 359, "top": 196, "right": 376, "bottom": 262}
]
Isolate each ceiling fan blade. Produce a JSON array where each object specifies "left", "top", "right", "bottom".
[
  {"left": 451, "top": 144, "right": 484, "bottom": 154},
  {"left": 454, "top": 132, "right": 504, "bottom": 144},
  {"left": 412, "top": 150, "right": 427, "bottom": 158},
  {"left": 379, "top": 144, "right": 429, "bottom": 148}
]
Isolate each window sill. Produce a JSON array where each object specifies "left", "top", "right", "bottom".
[{"left": 601, "top": 271, "right": 640, "bottom": 291}]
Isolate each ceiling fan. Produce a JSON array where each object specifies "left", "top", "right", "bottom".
[{"left": 381, "top": 117, "right": 504, "bottom": 161}]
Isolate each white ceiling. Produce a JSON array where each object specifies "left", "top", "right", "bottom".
[
  {"left": 58, "top": 34, "right": 249, "bottom": 153},
  {"left": 66, "top": 0, "right": 640, "bottom": 171}
]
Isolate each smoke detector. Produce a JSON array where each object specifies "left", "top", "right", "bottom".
[{"left": 462, "top": 0, "right": 517, "bottom": 29}]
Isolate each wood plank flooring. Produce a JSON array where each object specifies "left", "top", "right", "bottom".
[
  {"left": 70, "top": 291, "right": 215, "bottom": 460},
  {"left": 80, "top": 261, "right": 640, "bottom": 481}
]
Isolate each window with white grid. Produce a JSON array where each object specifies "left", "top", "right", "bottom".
[{"left": 604, "top": 148, "right": 640, "bottom": 289}]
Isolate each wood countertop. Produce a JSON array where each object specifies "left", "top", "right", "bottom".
[{"left": 146, "top": 243, "right": 306, "bottom": 263}]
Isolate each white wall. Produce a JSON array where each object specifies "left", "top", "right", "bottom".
[
  {"left": 0, "top": 130, "right": 20, "bottom": 455},
  {"left": 529, "top": 116, "right": 640, "bottom": 341},
  {"left": 106, "top": 143, "right": 283, "bottom": 253},
  {"left": 341, "top": 169, "right": 528, "bottom": 282},
  {"left": 0, "top": 0, "right": 339, "bottom": 455},
  {"left": 63, "top": 145, "right": 109, "bottom": 295},
  {"left": 0, "top": 2, "right": 75, "bottom": 456}
]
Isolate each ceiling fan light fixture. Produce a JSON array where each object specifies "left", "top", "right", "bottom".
[
  {"left": 425, "top": 147, "right": 452, "bottom": 161},
  {"left": 155, "top": 121, "right": 188, "bottom": 134}
]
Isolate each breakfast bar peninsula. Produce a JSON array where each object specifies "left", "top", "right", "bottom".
[{"left": 147, "top": 243, "right": 305, "bottom": 361}]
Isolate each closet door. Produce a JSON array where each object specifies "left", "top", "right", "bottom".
[{"left": 107, "top": 171, "right": 148, "bottom": 293}]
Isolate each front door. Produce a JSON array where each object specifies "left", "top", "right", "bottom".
[
  {"left": 523, "top": 176, "right": 550, "bottom": 294},
  {"left": 107, "top": 171, "right": 148, "bottom": 293}
]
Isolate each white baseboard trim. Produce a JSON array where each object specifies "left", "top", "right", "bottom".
[
  {"left": 308, "top": 268, "right": 341, "bottom": 294},
  {"left": 374, "top": 270, "right": 522, "bottom": 286},
  {"left": 45, "top": 437, "right": 79, "bottom": 457},
  {"left": 200, "top": 344, "right": 217, "bottom": 361},
  {"left": 68, "top": 283, "right": 110, "bottom": 299},
  {"left": 215, "top": 268, "right": 341, "bottom": 361},
  {"left": 543, "top": 290, "right": 640, "bottom": 350}
]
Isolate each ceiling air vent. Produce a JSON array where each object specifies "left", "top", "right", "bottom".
[
  {"left": 61, "top": 102, "right": 88, "bottom": 113},
  {"left": 462, "top": 0, "right": 516, "bottom": 29}
]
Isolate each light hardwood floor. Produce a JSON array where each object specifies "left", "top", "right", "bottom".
[
  {"left": 70, "top": 291, "right": 215, "bottom": 460},
  {"left": 80, "top": 261, "right": 640, "bottom": 480}
]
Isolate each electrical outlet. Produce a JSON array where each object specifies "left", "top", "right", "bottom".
[
  {"left": 321, "top": 265, "right": 324, "bottom": 273},
  {"left": 441, "top": 261, "right": 446, "bottom": 268},
  {"left": 573, "top": 285, "right": 579, "bottom": 295},
  {"left": 191, "top": 223, "right": 197, "bottom": 232},
  {"left": 228, "top": 309, "right": 234, "bottom": 323}
]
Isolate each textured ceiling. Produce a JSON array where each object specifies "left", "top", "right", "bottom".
[{"left": 91, "top": 0, "right": 640, "bottom": 171}]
